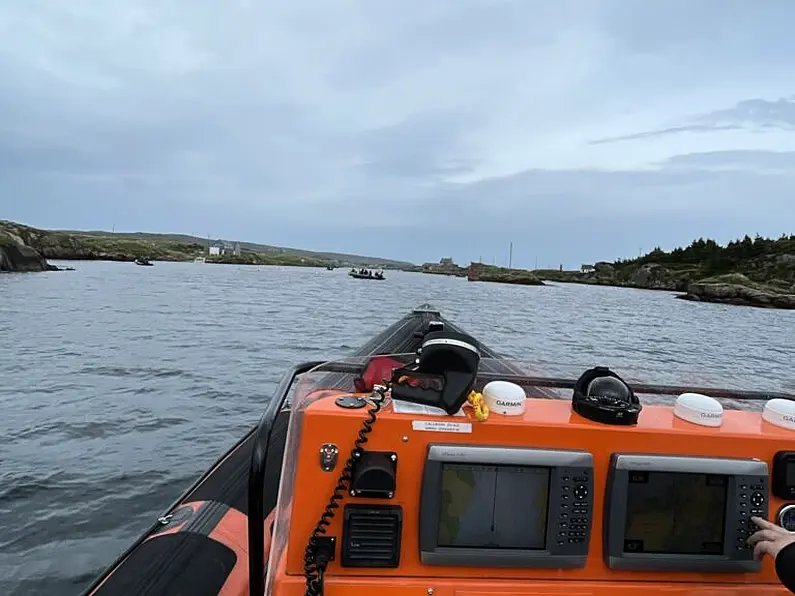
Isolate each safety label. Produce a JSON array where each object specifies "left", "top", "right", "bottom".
[{"left": 411, "top": 420, "right": 473, "bottom": 433}]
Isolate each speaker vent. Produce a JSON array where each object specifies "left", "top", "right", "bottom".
[{"left": 341, "top": 504, "right": 402, "bottom": 568}]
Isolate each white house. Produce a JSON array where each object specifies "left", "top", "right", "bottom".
[{"left": 208, "top": 242, "right": 241, "bottom": 256}]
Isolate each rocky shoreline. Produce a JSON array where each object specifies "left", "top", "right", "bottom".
[
  {"left": 7, "top": 217, "right": 795, "bottom": 309},
  {"left": 467, "top": 262, "right": 545, "bottom": 286},
  {"left": 0, "top": 228, "right": 65, "bottom": 272},
  {"left": 538, "top": 264, "right": 795, "bottom": 309},
  {"left": 677, "top": 274, "right": 795, "bottom": 309},
  {"left": 444, "top": 258, "right": 795, "bottom": 310},
  {"left": 0, "top": 220, "right": 402, "bottom": 269}
]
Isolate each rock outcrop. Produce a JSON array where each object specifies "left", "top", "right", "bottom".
[
  {"left": 422, "top": 257, "right": 467, "bottom": 277},
  {"left": 535, "top": 263, "right": 689, "bottom": 291},
  {"left": 467, "top": 263, "right": 545, "bottom": 286},
  {"left": 0, "top": 228, "right": 55, "bottom": 272},
  {"left": 677, "top": 274, "right": 795, "bottom": 309}
]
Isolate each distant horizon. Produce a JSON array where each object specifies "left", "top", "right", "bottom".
[{"left": 5, "top": 217, "right": 788, "bottom": 270}]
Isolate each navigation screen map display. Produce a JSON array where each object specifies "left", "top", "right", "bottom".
[
  {"left": 437, "top": 463, "right": 550, "bottom": 549},
  {"left": 623, "top": 471, "right": 727, "bottom": 555}
]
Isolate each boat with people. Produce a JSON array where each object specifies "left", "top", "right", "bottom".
[
  {"left": 81, "top": 305, "right": 795, "bottom": 596},
  {"left": 349, "top": 267, "right": 385, "bottom": 280},
  {"left": 134, "top": 257, "right": 153, "bottom": 266}
]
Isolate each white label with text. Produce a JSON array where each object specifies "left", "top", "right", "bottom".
[{"left": 411, "top": 420, "right": 472, "bottom": 433}]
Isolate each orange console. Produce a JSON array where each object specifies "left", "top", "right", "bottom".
[{"left": 266, "top": 390, "right": 795, "bottom": 595}]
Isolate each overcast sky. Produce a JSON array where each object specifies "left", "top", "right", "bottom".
[{"left": 1, "top": 1, "right": 794, "bottom": 267}]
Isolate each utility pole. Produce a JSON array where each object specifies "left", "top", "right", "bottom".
[{"left": 508, "top": 241, "right": 513, "bottom": 269}]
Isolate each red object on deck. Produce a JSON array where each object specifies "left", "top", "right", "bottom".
[{"left": 354, "top": 355, "right": 404, "bottom": 393}]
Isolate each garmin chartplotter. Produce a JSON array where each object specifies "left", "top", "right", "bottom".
[
  {"left": 604, "top": 454, "right": 769, "bottom": 573},
  {"left": 419, "top": 444, "right": 594, "bottom": 569}
]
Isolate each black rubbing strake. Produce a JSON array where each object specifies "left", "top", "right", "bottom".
[{"left": 90, "top": 534, "right": 236, "bottom": 596}]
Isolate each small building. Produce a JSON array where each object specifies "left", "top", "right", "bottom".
[
  {"left": 581, "top": 264, "right": 595, "bottom": 273},
  {"left": 422, "top": 257, "right": 467, "bottom": 277},
  {"left": 208, "top": 241, "right": 240, "bottom": 256}
]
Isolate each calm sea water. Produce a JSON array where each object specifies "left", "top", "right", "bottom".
[{"left": 2, "top": 261, "right": 793, "bottom": 595}]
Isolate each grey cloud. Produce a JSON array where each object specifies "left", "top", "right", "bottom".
[
  {"left": 591, "top": 98, "right": 795, "bottom": 145},
  {"left": 693, "top": 98, "right": 795, "bottom": 130},
  {"left": 348, "top": 109, "right": 479, "bottom": 179},
  {"left": 1, "top": 1, "right": 794, "bottom": 267},
  {"left": 662, "top": 150, "right": 795, "bottom": 171},
  {"left": 599, "top": 0, "right": 795, "bottom": 62},
  {"left": 589, "top": 125, "right": 742, "bottom": 145}
]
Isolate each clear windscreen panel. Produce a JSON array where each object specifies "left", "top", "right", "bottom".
[
  {"left": 266, "top": 354, "right": 416, "bottom": 590},
  {"left": 287, "top": 354, "right": 792, "bottom": 411},
  {"left": 474, "top": 357, "right": 793, "bottom": 411}
]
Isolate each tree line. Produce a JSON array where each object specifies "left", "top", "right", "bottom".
[{"left": 616, "top": 234, "right": 795, "bottom": 273}]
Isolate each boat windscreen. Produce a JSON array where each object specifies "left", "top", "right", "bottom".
[{"left": 289, "top": 354, "right": 792, "bottom": 410}]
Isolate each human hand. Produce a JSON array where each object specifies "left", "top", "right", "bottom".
[{"left": 748, "top": 516, "right": 795, "bottom": 561}]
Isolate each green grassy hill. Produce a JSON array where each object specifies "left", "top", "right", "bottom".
[{"left": 0, "top": 221, "right": 415, "bottom": 269}]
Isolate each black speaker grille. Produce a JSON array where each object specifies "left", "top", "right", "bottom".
[{"left": 341, "top": 504, "right": 402, "bottom": 568}]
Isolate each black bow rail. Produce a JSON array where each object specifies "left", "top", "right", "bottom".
[{"left": 474, "top": 371, "right": 795, "bottom": 402}]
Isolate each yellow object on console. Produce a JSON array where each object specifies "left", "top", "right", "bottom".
[{"left": 467, "top": 390, "right": 490, "bottom": 421}]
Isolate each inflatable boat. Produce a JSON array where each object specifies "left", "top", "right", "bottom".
[{"left": 82, "top": 305, "right": 795, "bottom": 595}]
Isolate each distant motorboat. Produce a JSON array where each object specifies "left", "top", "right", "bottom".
[
  {"left": 194, "top": 257, "right": 206, "bottom": 264},
  {"left": 134, "top": 258, "right": 153, "bottom": 267},
  {"left": 348, "top": 268, "right": 385, "bottom": 280}
]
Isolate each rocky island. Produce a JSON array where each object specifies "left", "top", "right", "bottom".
[
  {"left": 421, "top": 257, "right": 467, "bottom": 277},
  {"left": 467, "top": 262, "right": 545, "bottom": 286},
  {"left": 678, "top": 273, "right": 795, "bottom": 309},
  {"left": 536, "top": 235, "right": 795, "bottom": 309}
]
